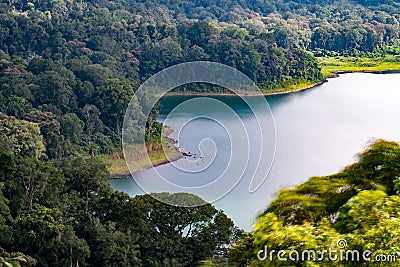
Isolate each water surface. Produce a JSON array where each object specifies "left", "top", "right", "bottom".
[{"left": 110, "top": 73, "right": 400, "bottom": 230}]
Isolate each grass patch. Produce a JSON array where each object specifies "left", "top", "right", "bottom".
[
  {"left": 264, "top": 80, "right": 317, "bottom": 93},
  {"left": 318, "top": 55, "right": 400, "bottom": 77},
  {"left": 164, "top": 80, "right": 320, "bottom": 96},
  {"left": 105, "top": 127, "right": 181, "bottom": 176}
]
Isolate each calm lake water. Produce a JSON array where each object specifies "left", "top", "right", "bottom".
[{"left": 110, "top": 73, "right": 400, "bottom": 230}]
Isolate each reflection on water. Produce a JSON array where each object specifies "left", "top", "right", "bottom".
[{"left": 110, "top": 73, "right": 400, "bottom": 230}]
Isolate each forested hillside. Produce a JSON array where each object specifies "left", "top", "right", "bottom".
[
  {"left": 1, "top": 0, "right": 400, "bottom": 266},
  {"left": 1, "top": 0, "right": 399, "bottom": 157},
  {"left": 0, "top": 138, "right": 239, "bottom": 266}
]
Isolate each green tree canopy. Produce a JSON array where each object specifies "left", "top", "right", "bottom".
[
  {"left": 0, "top": 113, "right": 45, "bottom": 158},
  {"left": 229, "top": 140, "right": 400, "bottom": 266}
]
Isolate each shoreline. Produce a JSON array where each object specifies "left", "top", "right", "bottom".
[
  {"left": 109, "top": 127, "right": 183, "bottom": 179},
  {"left": 109, "top": 68, "right": 400, "bottom": 178},
  {"left": 163, "top": 68, "right": 400, "bottom": 98},
  {"left": 109, "top": 153, "right": 182, "bottom": 179},
  {"left": 109, "top": 81, "right": 327, "bottom": 179},
  {"left": 163, "top": 80, "right": 327, "bottom": 97}
]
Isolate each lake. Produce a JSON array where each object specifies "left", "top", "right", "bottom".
[{"left": 109, "top": 73, "right": 400, "bottom": 231}]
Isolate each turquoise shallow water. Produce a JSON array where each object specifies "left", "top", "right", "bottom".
[{"left": 110, "top": 73, "right": 400, "bottom": 230}]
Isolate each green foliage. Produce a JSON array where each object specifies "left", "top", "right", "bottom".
[
  {"left": 0, "top": 256, "right": 26, "bottom": 267},
  {"left": 13, "top": 157, "right": 64, "bottom": 211},
  {"left": 230, "top": 140, "right": 400, "bottom": 266},
  {"left": 0, "top": 0, "right": 332, "bottom": 159},
  {"left": 0, "top": 248, "right": 36, "bottom": 267},
  {"left": 335, "top": 190, "right": 400, "bottom": 263},
  {"left": 24, "top": 110, "right": 68, "bottom": 158},
  {"left": 12, "top": 204, "right": 88, "bottom": 267},
  {"left": 0, "top": 140, "right": 64, "bottom": 214},
  {"left": 55, "top": 225, "right": 90, "bottom": 267},
  {"left": 73, "top": 215, "right": 140, "bottom": 267},
  {"left": 264, "top": 175, "right": 356, "bottom": 225},
  {"left": 0, "top": 147, "right": 237, "bottom": 266},
  {"left": 0, "top": 113, "right": 45, "bottom": 158},
  {"left": 0, "top": 183, "right": 13, "bottom": 247},
  {"left": 2, "top": 0, "right": 399, "bottom": 159},
  {"left": 56, "top": 156, "right": 110, "bottom": 213},
  {"left": 93, "top": 78, "right": 137, "bottom": 130},
  {"left": 57, "top": 113, "right": 84, "bottom": 145},
  {"left": 15, "top": 205, "right": 64, "bottom": 250},
  {"left": 228, "top": 232, "right": 255, "bottom": 267},
  {"left": 349, "top": 139, "right": 400, "bottom": 194},
  {"left": 2, "top": 0, "right": 400, "bottom": 266},
  {"left": 394, "top": 177, "right": 400, "bottom": 194},
  {"left": 119, "top": 193, "right": 238, "bottom": 266},
  {"left": 318, "top": 55, "right": 400, "bottom": 77}
]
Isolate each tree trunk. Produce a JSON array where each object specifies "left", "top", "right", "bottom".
[
  {"left": 85, "top": 184, "right": 89, "bottom": 213},
  {"left": 70, "top": 247, "right": 73, "bottom": 267}
]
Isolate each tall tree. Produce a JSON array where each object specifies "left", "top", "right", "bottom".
[
  {"left": 80, "top": 104, "right": 102, "bottom": 157},
  {"left": 0, "top": 113, "right": 45, "bottom": 158},
  {"left": 56, "top": 156, "right": 110, "bottom": 213},
  {"left": 120, "top": 193, "right": 238, "bottom": 266}
]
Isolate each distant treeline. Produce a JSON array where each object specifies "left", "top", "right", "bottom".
[{"left": 0, "top": 0, "right": 399, "bottom": 158}]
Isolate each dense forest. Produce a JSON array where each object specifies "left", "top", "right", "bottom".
[
  {"left": 1, "top": 0, "right": 400, "bottom": 157},
  {"left": 0, "top": 137, "right": 240, "bottom": 266},
  {"left": 1, "top": 0, "right": 400, "bottom": 266}
]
